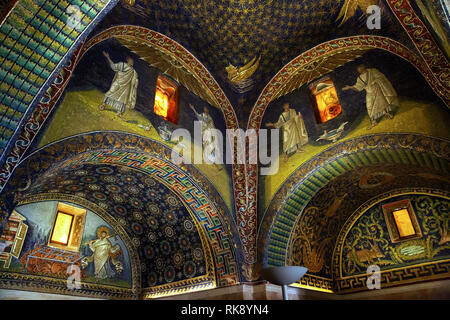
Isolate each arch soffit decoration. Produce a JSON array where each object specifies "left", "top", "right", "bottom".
[
  {"left": 5, "top": 194, "right": 142, "bottom": 300},
  {"left": 259, "top": 134, "right": 450, "bottom": 267},
  {"left": 331, "top": 188, "right": 450, "bottom": 293},
  {"left": 0, "top": 24, "right": 255, "bottom": 265},
  {"left": 4, "top": 132, "right": 242, "bottom": 289},
  {"left": 385, "top": 0, "right": 450, "bottom": 91},
  {"left": 248, "top": 35, "right": 448, "bottom": 133}
]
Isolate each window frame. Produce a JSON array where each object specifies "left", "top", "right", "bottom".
[
  {"left": 47, "top": 202, "right": 86, "bottom": 252},
  {"left": 308, "top": 76, "right": 343, "bottom": 124},
  {"left": 382, "top": 199, "right": 422, "bottom": 243},
  {"left": 49, "top": 211, "right": 75, "bottom": 246},
  {"left": 154, "top": 75, "right": 179, "bottom": 125}
]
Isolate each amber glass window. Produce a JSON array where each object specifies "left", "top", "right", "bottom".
[
  {"left": 382, "top": 199, "right": 422, "bottom": 243},
  {"left": 50, "top": 212, "right": 74, "bottom": 246},
  {"left": 309, "top": 77, "right": 342, "bottom": 124},
  {"left": 48, "top": 203, "right": 87, "bottom": 252},
  {"left": 154, "top": 76, "right": 179, "bottom": 124}
]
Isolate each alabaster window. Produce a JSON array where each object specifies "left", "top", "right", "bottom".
[
  {"left": 309, "top": 77, "right": 343, "bottom": 124},
  {"left": 50, "top": 212, "right": 74, "bottom": 246},
  {"left": 154, "top": 75, "right": 179, "bottom": 124},
  {"left": 48, "top": 203, "right": 86, "bottom": 252},
  {"left": 382, "top": 199, "right": 422, "bottom": 243}
]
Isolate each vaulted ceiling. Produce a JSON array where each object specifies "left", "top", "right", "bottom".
[
  {"left": 91, "top": 0, "right": 412, "bottom": 120},
  {"left": 0, "top": 0, "right": 449, "bottom": 298}
]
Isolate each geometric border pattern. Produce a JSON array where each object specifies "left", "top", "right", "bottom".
[
  {"left": 259, "top": 134, "right": 450, "bottom": 269},
  {"left": 2, "top": 132, "right": 242, "bottom": 287},
  {"left": 0, "top": 0, "right": 117, "bottom": 158},
  {"left": 1, "top": 192, "right": 141, "bottom": 300},
  {"left": 331, "top": 188, "right": 450, "bottom": 293}
]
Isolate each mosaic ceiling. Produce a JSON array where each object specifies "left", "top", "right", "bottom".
[
  {"left": 20, "top": 163, "right": 211, "bottom": 289},
  {"left": 0, "top": 0, "right": 449, "bottom": 297},
  {"left": 0, "top": 0, "right": 116, "bottom": 155},
  {"left": 91, "top": 0, "right": 412, "bottom": 120},
  {"left": 288, "top": 163, "right": 450, "bottom": 279}
]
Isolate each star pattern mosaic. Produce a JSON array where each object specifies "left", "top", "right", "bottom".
[{"left": 23, "top": 163, "right": 208, "bottom": 288}]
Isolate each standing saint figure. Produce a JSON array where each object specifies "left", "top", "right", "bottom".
[
  {"left": 343, "top": 64, "right": 397, "bottom": 130},
  {"left": 266, "top": 102, "right": 309, "bottom": 162},
  {"left": 81, "top": 227, "right": 123, "bottom": 280},
  {"left": 99, "top": 51, "right": 139, "bottom": 118},
  {"left": 190, "top": 104, "right": 223, "bottom": 171}
]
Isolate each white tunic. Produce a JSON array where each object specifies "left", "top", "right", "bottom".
[
  {"left": 354, "top": 68, "right": 398, "bottom": 121},
  {"left": 274, "top": 109, "right": 308, "bottom": 154},
  {"left": 103, "top": 61, "right": 138, "bottom": 113},
  {"left": 89, "top": 238, "right": 120, "bottom": 279}
]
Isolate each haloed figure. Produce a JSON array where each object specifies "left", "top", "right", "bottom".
[
  {"left": 266, "top": 103, "right": 309, "bottom": 163},
  {"left": 99, "top": 52, "right": 139, "bottom": 118},
  {"left": 190, "top": 104, "right": 223, "bottom": 171},
  {"left": 81, "top": 227, "right": 123, "bottom": 280},
  {"left": 343, "top": 64, "right": 397, "bottom": 130}
]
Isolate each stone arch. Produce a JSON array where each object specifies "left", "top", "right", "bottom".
[
  {"left": 0, "top": 24, "right": 252, "bottom": 267},
  {"left": 259, "top": 133, "right": 449, "bottom": 291},
  {"left": 1, "top": 132, "right": 242, "bottom": 297}
]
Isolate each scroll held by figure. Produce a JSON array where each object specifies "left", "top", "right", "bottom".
[
  {"left": 266, "top": 102, "right": 308, "bottom": 162},
  {"left": 99, "top": 51, "right": 139, "bottom": 118},
  {"left": 343, "top": 64, "right": 398, "bottom": 130}
]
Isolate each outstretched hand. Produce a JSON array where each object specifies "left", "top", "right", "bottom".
[
  {"left": 342, "top": 85, "right": 353, "bottom": 91},
  {"left": 103, "top": 51, "right": 110, "bottom": 58}
]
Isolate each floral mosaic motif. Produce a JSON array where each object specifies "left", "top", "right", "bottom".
[
  {"left": 287, "top": 163, "right": 450, "bottom": 279},
  {"left": 340, "top": 194, "right": 450, "bottom": 277},
  {"left": 260, "top": 133, "right": 450, "bottom": 270}
]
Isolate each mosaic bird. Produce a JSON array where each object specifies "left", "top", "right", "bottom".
[
  {"left": 226, "top": 56, "right": 261, "bottom": 85},
  {"left": 336, "top": 0, "right": 380, "bottom": 27}
]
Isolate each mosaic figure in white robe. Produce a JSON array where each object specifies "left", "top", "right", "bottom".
[
  {"left": 99, "top": 52, "right": 138, "bottom": 118},
  {"left": 267, "top": 103, "right": 308, "bottom": 162},
  {"left": 343, "top": 64, "right": 397, "bottom": 129}
]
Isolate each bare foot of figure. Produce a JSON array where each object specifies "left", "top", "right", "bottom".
[
  {"left": 98, "top": 104, "right": 106, "bottom": 111},
  {"left": 296, "top": 148, "right": 305, "bottom": 153},
  {"left": 284, "top": 154, "right": 289, "bottom": 162},
  {"left": 116, "top": 112, "right": 125, "bottom": 119},
  {"left": 367, "top": 120, "right": 378, "bottom": 130},
  {"left": 385, "top": 112, "right": 394, "bottom": 119}
]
